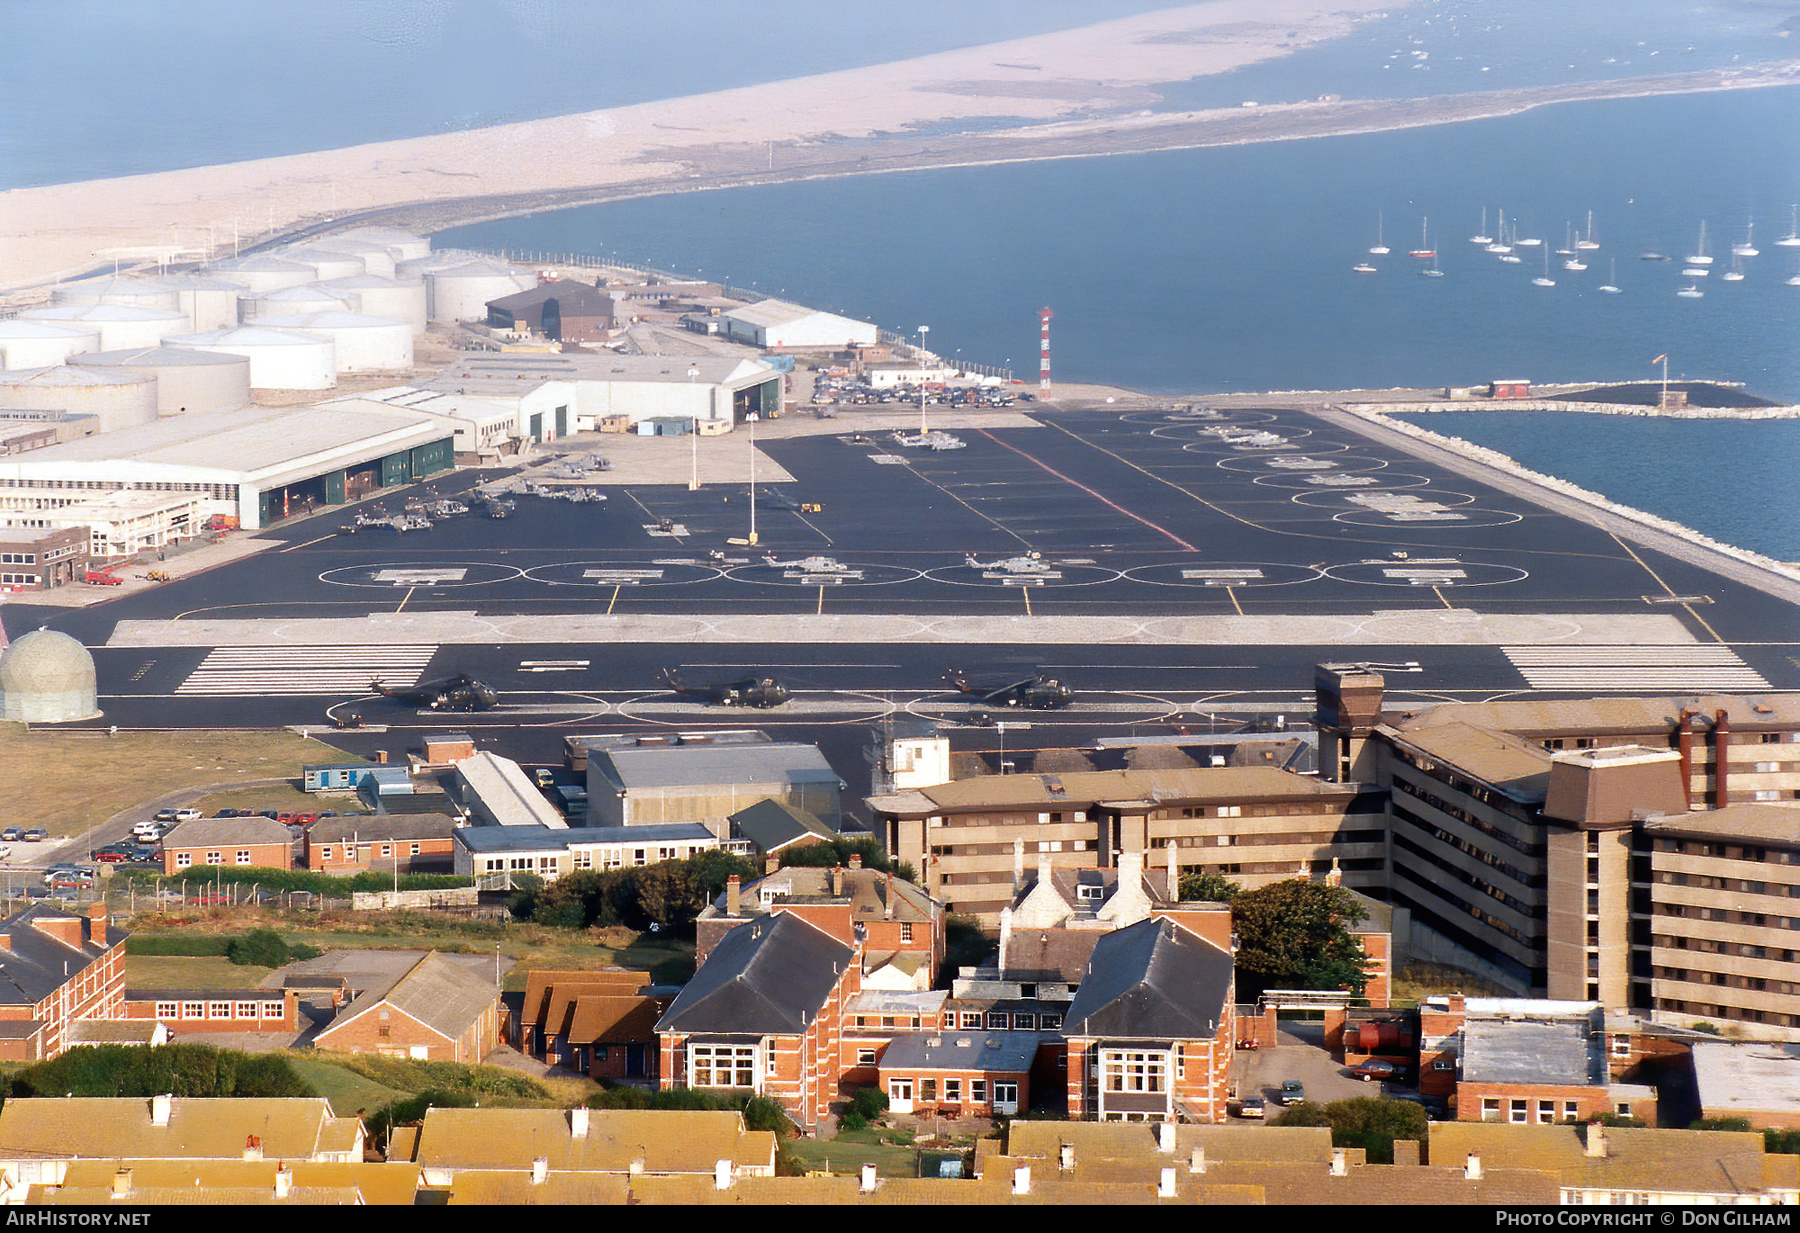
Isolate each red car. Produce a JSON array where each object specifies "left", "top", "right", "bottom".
[{"left": 90, "top": 850, "right": 131, "bottom": 864}]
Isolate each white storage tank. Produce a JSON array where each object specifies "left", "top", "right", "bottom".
[
  {"left": 273, "top": 244, "right": 367, "bottom": 282},
  {"left": 0, "top": 320, "right": 103, "bottom": 371},
  {"left": 205, "top": 254, "right": 317, "bottom": 293},
  {"left": 304, "top": 237, "right": 396, "bottom": 278},
  {"left": 50, "top": 275, "right": 183, "bottom": 312},
  {"left": 163, "top": 326, "right": 336, "bottom": 391},
  {"left": 255, "top": 312, "right": 412, "bottom": 373},
  {"left": 314, "top": 274, "right": 428, "bottom": 336},
  {"left": 332, "top": 226, "right": 431, "bottom": 263},
  {"left": 423, "top": 258, "right": 535, "bottom": 324},
  {"left": 161, "top": 273, "right": 245, "bottom": 334},
  {"left": 239, "top": 285, "right": 351, "bottom": 322},
  {"left": 0, "top": 364, "right": 159, "bottom": 431},
  {"left": 18, "top": 304, "right": 188, "bottom": 352},
  {"left": 70, "top": 346, "right": 253, "bottom": 415}
]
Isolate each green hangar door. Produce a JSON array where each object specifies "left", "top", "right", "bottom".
[{"left": 377, "top": 439, "right": 453, "bottom": 488}]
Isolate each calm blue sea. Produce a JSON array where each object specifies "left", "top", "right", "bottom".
[{"left": 6, "top": 1, "right": 1797, "bottom": 558}]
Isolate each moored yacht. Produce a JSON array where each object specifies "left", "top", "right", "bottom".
[{"left": 1686, "top": 220, "right": 1713, "bottom": 266}]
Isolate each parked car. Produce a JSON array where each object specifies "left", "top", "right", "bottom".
[
  {"left": 22, "top": 828, "right": 47, "bottom": 842},
  {"left": 1277, "top": 1080, "right": 1307, "bottom": 1106},
  {"left": 1235, "top": 1095, "right": 1267, "bottom": 1120},
  {"left": 256, "top": 810, "right": 279, "bottom": 819},
  {"left": 212, "top": 809, "right": 240, "bottom": 818},
  {"left": 127, "top": 846, "right": 159, "bottom": 863},
  {"left": 0, "top": 828, "right": 21, "bottom": 843},
  {"left": 1349, "top": 1059, "right": 1401, "bottom": 1083},
  {"left": 174, "top": 809, "right": 202, "bottom": 821},
  {"left": 91, "top": 850, "right": 131, "bottom": 864},
  {"left": 154, "top": 809, "right": 180, "bottom": 823},
  {"left": 1392, "top": 1093, "right": 1450, "bottom": 1119}
]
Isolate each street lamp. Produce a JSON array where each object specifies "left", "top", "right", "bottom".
[
  {"left": 995, "top": 721, "right": 1031, "bottom": 775},
  {"left": 917, "top": 325, "right": 930, "bottom": 433},
  {"left": 747, "top": 410, "right": 759, "bottom": 545},
  {"left": 688, "top": 366, "right": 701, "bottom": 490}
]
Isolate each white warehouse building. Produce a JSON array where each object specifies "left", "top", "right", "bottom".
[
  {"left": 425, "top": 352, "right": 782, "bottom": 434},
  {"left": 720, "top": 298, "right": 878, "bottom": 350}
]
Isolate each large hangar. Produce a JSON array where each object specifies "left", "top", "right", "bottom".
[
  {"left": 721, "top": 298, "right": 878, "bottom": 350},
  {"left": 0, "top": 403, "right": 453, "bottom": 531},
  {"left": 426, "top": 352, "right": 781, "bottom": 434}
]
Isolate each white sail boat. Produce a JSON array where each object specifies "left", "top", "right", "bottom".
[
  {"left": 1687, "top": 220, "right": 1713, "bottom": 266},
  {"left": 1470, "top": 207, "right": 1493, "bottom": 246},
  {"left": 1409, "top": 218, "right": 1434, "bottom": 259},
  {"left": 1733, "top": 216, "right": 1758, "bottom": 258},
  {"left": 1598, "top": 258, "right": 1621, "bottom": 294},
  {"left": 1556, "top": 222, "right": 1575, "bottom": 257},
  {"left": 1370, "top": 210, "right": 1390, "bottom": 256},
  {"left": 1532, "top": 247, "right": 1556, "bottom": 287},
  {"left": 1677, "top": 282, "right": 1704, "bottom": 298},
  {"left": 1486, "top": 209, "right": 1513, "bottom": 254},
  {"left": 1721, "top": 252, "right": 1746, "bottom": 282},
  {"left": 1562, "top": 223, "right": 1587, "bottom": 270},
  {"left": 1786, "top": 258, "right": 1800, "bottom": 286},
  {"left": 1779, "top": 205, "right": 1800, "bottom": 249},
  {"left": 1576, "top": 210, "right": 1600, "bottom": 251}
]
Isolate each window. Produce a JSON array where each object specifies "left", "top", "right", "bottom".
[
  {"left": 205, "top": 851, "right": 223, "bottom": 865},
  {"left": 857, "top": 1049, "right": 877, "bottom": 1066},
  {"left": 1014, "top": 1013, "right": 1036, "bottom": 1031},
  {"left": 971, "top": 1080, "right": 988, "bottom": 1104},
  {"left": 1102, "top": 1050, "right": 1167, "bottom": 1094},
  {"left": 961, "top": 1012, "right": 982, "bottom": 1030},
  {"left": 987, "top": 1012, "right": 1009, "bottom": 1030},
  {"left": 1482, "top": 1098, "right": 1501, "bottom": 1122},
  {"left": 380, "top": 845, "right": 392, "bottom": 859},
  {"left": 410, "top": 843, "right": 420, "bottom": 856},
  {"left": 900, "top": 923, "right": 914, "bottom": 943},
  {"left": 1510, "top": 1099, "right": 1528, "bottom": 1124},
  {"left": 181, "top": 1002, "right": 204, "bottom": 1020},
  {"left": 689, "top": 1044, "right": 757, "bottom": 1088},
  {"left": 154, "top": 1001, "right": 178, "bottom": 1019},
  {"left": 261, "top": 1002, "right": 283, "bottom": 1019},
  {"left": 1536, "top": 1100, "right": 1555, "bottom": 1125},
  {"left": 1564, "top": 1101, "right": 1580, "bottom": 1121},
  {"left": 319, "top": 846, "right": 334, "bottom": 861},
  {"left": 235, "top": 850, "right": 252, "bottom": 865},
  {"left": 175, "top": 853, "right": 192, "bottom": 868},
  {"left": 919, "top": 1079, "right": 937, "bottom": 1101},
  {"left": 993, "top": 1082, "right": 1019, "bottom": 1111},
  {"left": 1611, "top": 1035, "right": 1631, "bottom": 1058},
  {"left": 889, "top": 1078, "right": 913, "bottom": 1104},
  {"left": 208, "top": 1001, "right": 231, "bottom": 1020},
  {"left": 236, "top": 1001, "right": 259, "bottom": 1019},
  {"left": 944, "top": 1079, "right": 962, "bottom": 1102}
]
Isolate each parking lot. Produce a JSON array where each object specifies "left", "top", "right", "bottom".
[{"left": 1232, "top": 1021, "right": 1413, "bottom": 1118}]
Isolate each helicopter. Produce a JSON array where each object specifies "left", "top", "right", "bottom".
[
  {"left": 660, "top": 668, "right": 790, "bottom": 708},
  {"left": 368, "top": 674, "right": 501, "bottom": 711},
  {"left": 944, "top": 668, "right": 1074, "bottom": 710}
]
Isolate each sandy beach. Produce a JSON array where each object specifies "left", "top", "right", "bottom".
[{"left": 0, "top": 0, "right": 1388, "bottom": 288}]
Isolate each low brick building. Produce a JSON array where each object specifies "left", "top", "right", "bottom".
[
  {"left": 0, "top": 904, "right": 127, "bottom": 1061},
  {"left": 304, "top": 814, "right": 456, "bottom": 874},
  {"left": 877, "top": 1031, "right": 1042, "bottom": 1118},
  {"left": 0, "top": 527, "right": 86, "bottom": 591},
  {"left": 161, "top": 816, "right": 293, "bottom": 875},
  {"left": 313, "top": 952, "right": 500, "bottom": 1063},
  {"left": 126, "top": 988, "right": 300, "bottom": 1035}
]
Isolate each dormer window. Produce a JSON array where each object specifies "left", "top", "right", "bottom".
[{"left": 1076, "top": 885, "right": 1105, "bottom": 903}]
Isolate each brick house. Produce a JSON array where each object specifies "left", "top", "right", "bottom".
[
  {"left": 313, "top": 952, "right": 499, "bottom": 1063},
  {"left": 161, "top": 816, "right": 293, "bottom": 875},
  {"left": 656, "top": 912, "right": 860, "bottom": 1133},
  {"left": 518, "top": 970, "right": 652, "bottom": 1057},
  {"left": 516, "top": 969, "right": 667, "bottom": 1080},
  {"left": 877, "top": 1032, "right": 1040, "bottom": 1118},
  {"left": 0, "top": 903, "right": 127, "bottom": 1061},
  {"left": 304, "top": 814, "right": 457, "bottom": 874},
  {"left": 125, "top": 988, "right": 300, "bottom": 1035},
  {"left": 1061, "top": 915, "right": 1236, "bottom": 1123},
  {"left": 1453, "top": 1001, "right": 1655, "bottom": 1125}
]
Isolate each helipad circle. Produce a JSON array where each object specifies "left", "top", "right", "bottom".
[
  {"left": 1124, "top": 562, "right": 1324, "bottom": 588},
  {"left": 523, "top": 561, "right": 723, "bottom": 587},
  {"left": 1252, "top": 471, "right": 1433, "bottom": 491},
  {"left": 1216, "top": 453, "right": 1392, "bottom": 474},
  {"left": 726, "top": 560, "right": 922, "bottom": 587},
  {"left": 924, "top": 561, "right": 1123, "bottom": 588},
  {"left": 1322, "top": 559, "right": 1529, "bottom": 587},
  {"left": 1292, "top": 488, "right": 1477, "bottom": 510},
  {"left": 1331, "top": 507, "right": 1525, "bottom": 529},
  {"left": 319, "top": 561, "right": 524, "bottom": 589},
  {"left": 1126, "top": 408, "right": 1277, "bottom": 428}
]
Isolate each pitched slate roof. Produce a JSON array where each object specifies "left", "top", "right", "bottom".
[
  {"left": 162, "top": 816, "right": 293, "bottom": 848},
  {"left": 316, "top": 951, "right": 495, "bottom": 1046},
  {"left": 521, "top": 969, "right": 648, "bottom": 1038},
  {"left": 309, "top": 814, "right": 455, "bottom": 844},
  {"left": 728, "top": 798, "right": 837, "bottom": 853},
  {"left": 0, "top": 1097, "right": 341, "bottom": 1160},
  {"left": 1061, "top": 917, "right": 1233, "bottom": 1041},
  {"left": 566, "top": 995, "right": 662, "bottom": 1046},
  {"left": 0, "top": 904, "right": 126, "bottom": 1006},
  {"left": 656, "top": 913, "right": 852, "bottom": 1037}
]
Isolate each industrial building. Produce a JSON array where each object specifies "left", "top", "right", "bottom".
[
  {"left": 720, "top": 298, "right": 878, "bottom": 350},
  {"left": 0, "top": 403, "right": 453, "bottom": 532},
  {"left": 426, "top": 352, "right": 781, "bottom": 434},
  {"left": 485, "top": 279, "right": 616, "bottom": 341},
  {"left": 0, "top": 526, "right": 86, "bottom": 591},
  {"left": 452, "top": 823, "right": 719, "bottom": 880},
  {"left": 586, "top": 740, "right": 844, "bottom": 839}
]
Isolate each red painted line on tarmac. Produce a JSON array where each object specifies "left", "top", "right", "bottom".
[{"left": 975, "top": 429, "right": 1198, "bottom": 552}]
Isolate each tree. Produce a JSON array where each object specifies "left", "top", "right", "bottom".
[
  {"left": 1178, "top": 870, "right": 1243, "bottom": 905},
  {"left": 1231, "top": 878, "right": 1370, "bottom": 1000},
  {"left": 1273, "top": 1096, "right": 1426, "bottom": 1164}
]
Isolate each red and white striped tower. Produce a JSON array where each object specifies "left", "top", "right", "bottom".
[{"left": 1038, "top": 307, "right": 1053, "bottom": 394}]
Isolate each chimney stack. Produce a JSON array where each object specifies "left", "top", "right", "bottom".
[
  {"left": 1156, "top": 1120, "right": 1176, "bottom": 1153},
  {"left": 1331, "top": 1147, "right": 1348, "bottom": 1177},
  {"left": 1585, "top": 1124, "right": 1608, "bottom": 1159},
  {"left": 274, "top": 1167, "right": 293, "bottom": 1200},
  {"left": 86, "top": 902, "right": 108, "bottom": 946},
  {"left": 1715, "top": 710, "right": 1732, "bottom": 806},
  {"left": 1012, "top": 837, "right": 1026, "bottom": 891},
  {"left": 859, "top": 1163, "right": 878, "bottom": 1194},
  {"left": 1166, "top": 840, "right": 1179, "bottom": 901},
  {"left": 1059, "top": 1142, "right": 1074, "bottom": 1171},
  {"left": 998, "top": 907, "right": 1013, "bottom": 977},
  {"left": 243, "top": 1134, "right": 263, "bottom": 1161},
  {"left": 531, "top": 1156, "right": 549, "bottom": 1185},
  {"left": 726, "top": 875, "right": 741, "bottom": 916},
  {"left": 112, "top": 1169, "right": 131, "bottom": 1198},
  {"left": 714, "top": 1159, "right": 733, "bottom": 1190},
  {"left": 848, "top": 853, "right": 863, "bottom": 870},
  {"left": 1158, "top": 1166, "right": 1177, "bottom": 1197},
  {"left": 1189, "top": 1145, "right": 1207, "bottom": 1174},
  {"left": 151, "top": 1093, "right": 172, "bottom": 1127},
  {"left": 1464, "top": 1151, "right": 1482, "bottom": 1181},
  {"left": 569, "top": 1106, "right": 589, "bottom": 1139},
  {"left": 1012, "top": 1165, "right": 1031, "bottom": 1196},
  {"left": 830, "top": 865, "right": 843, "bottom": 897}
]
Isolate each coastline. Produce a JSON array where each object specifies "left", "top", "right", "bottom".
[{"left": 2, "top": 0, "right": 1793, "bottom": 294}]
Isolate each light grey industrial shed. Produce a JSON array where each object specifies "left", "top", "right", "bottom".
[{"left": 586, "top": 743, "right": 845, "bottom": 838}]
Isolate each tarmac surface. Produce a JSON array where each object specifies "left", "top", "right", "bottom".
[{"left": 7, "top": 404, "right": 1796, "bottom": 813}]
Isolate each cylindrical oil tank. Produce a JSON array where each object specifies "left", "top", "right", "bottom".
[
  {"left": 239, "top": 285, "right": 351, "bottom": 323},
  {"left": 332, "top": 226, "right": 431, "bottom": 263},
  {"left": 0, "top": 365, "right": 158, "bottom": 431},
  {"left": 18, "top": 304, "right": 188, "bottom": 352},
  {"left": 273, "top": 244, "right": 366, "bottom": 282},
  {"left": 422, "top": 259, "right": 535, "bottom": 324},
  {"left": 314, "top": 275, "right": 428, "bottom": 336},
  {"left": 162, "top": 273, "right": 244, "bottom": 334},
  {"left": 0, "top": 320, "right": 103, "bottom": 370},
  {"left": 50, "top": 275, "right": 183, "bottom": 312},
  {"left": 70, "top": 346, "right": 252, "bottom": 415},
  {"left": 205, "top": 255, "right": 317, "bottom": 293},
  {"left": 304, "top": 237, "right": 395, "bottom": 278},
  {"left": 395, "top": 248, "right": 486, "bottom": 278},
  {"left": 164, "top": 326, "right": 336, "bottom": 390},
  {"left": 255, "top": 312, "right": 411, "bottom": 373}
]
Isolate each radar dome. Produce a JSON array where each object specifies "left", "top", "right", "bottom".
[{"left": 0, "top": 630, "right": 101, "bottom": 723}]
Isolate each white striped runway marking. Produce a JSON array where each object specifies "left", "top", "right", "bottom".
[
  {"left": 174, "top": 645, "right": 438, "bottom": 696},
  {"left": 1503, "top": 645, "right": 1771, "bottom": 692}
]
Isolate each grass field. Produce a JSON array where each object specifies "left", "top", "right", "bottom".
[
  {"left": 124, "top": 955, "right": 275, "bottom": 989},
  {"left": 288, "top": 1057, "right": 413, "bottom": 1118},
  {"left": 785, "top": 1127, "right": 961, "bottom": 1179},
  {"left": 123, "top": 912, "right": 698, "bottom": 990},
  {"left": 0, "top": 724, "right": 353, "bottom": 839}
]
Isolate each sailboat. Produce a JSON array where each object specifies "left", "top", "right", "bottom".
[
  {"left": 1786, "top": 258, "right": 1800, "bottom": 286},
  {"left": 1677, "top": 282, "right": 1704, "bottom": 298},
  {"left": 1779, "top": 205, "right": 1800, "bottom": 249},
  {"left": 1370, "top": 211, "right": 1390, "bottom": 256},
  {"left": 1556, "top": 223, "right": 1575, "bottom": 257},
  {"left": 1598, "top": 259, "right": 1621, "bottom": 293},
  {"left": 1486, "top": 209, "right": 1513, "bottom": 254},
  {"left": 1497, "top": 222, "right": 1523, "bottom": 263},
  {"left": 1419, "top": 238, "right": 1445, "bottom": 278},
  {"left": 1470, "top": 207, "right": 1493, "bottom": 246},
  {"left": 1409, "top": 218, "right": 1435, "bottom": 259},
  {"left": 1562, "top": 223, "right": 1587, "bottom": 270},
  {"left": 1733, "top": 216, "right": 1758, "bottom": 258},
  {"left": 1721, "top": 252, "right": 1745, "bottom": 282},
  {"left": 1576, "top": 211, "right": 1601, "bottom": 251},
  {"left": 1353, "top": 259, "right": 1378, "bottom": 274},
  {"left": 1514, "top": 221, "right": 1542, "bottom": 248},
  {"left": 1686, "top": 220, "right": 1713, "bottom": 266},
  {"left": 1532, "top": 247, "right": 1556, "bottom": 287}
]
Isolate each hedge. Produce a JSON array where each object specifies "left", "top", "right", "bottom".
[
  {"left": 124, "top": 935, "right": 233, "bottom": 956},
  {"left": 10, "top": 1044, "right": 311, "bottom": 1099},
  {"left": 114, "top": 866, "right": 475, "bottom": 897}
]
